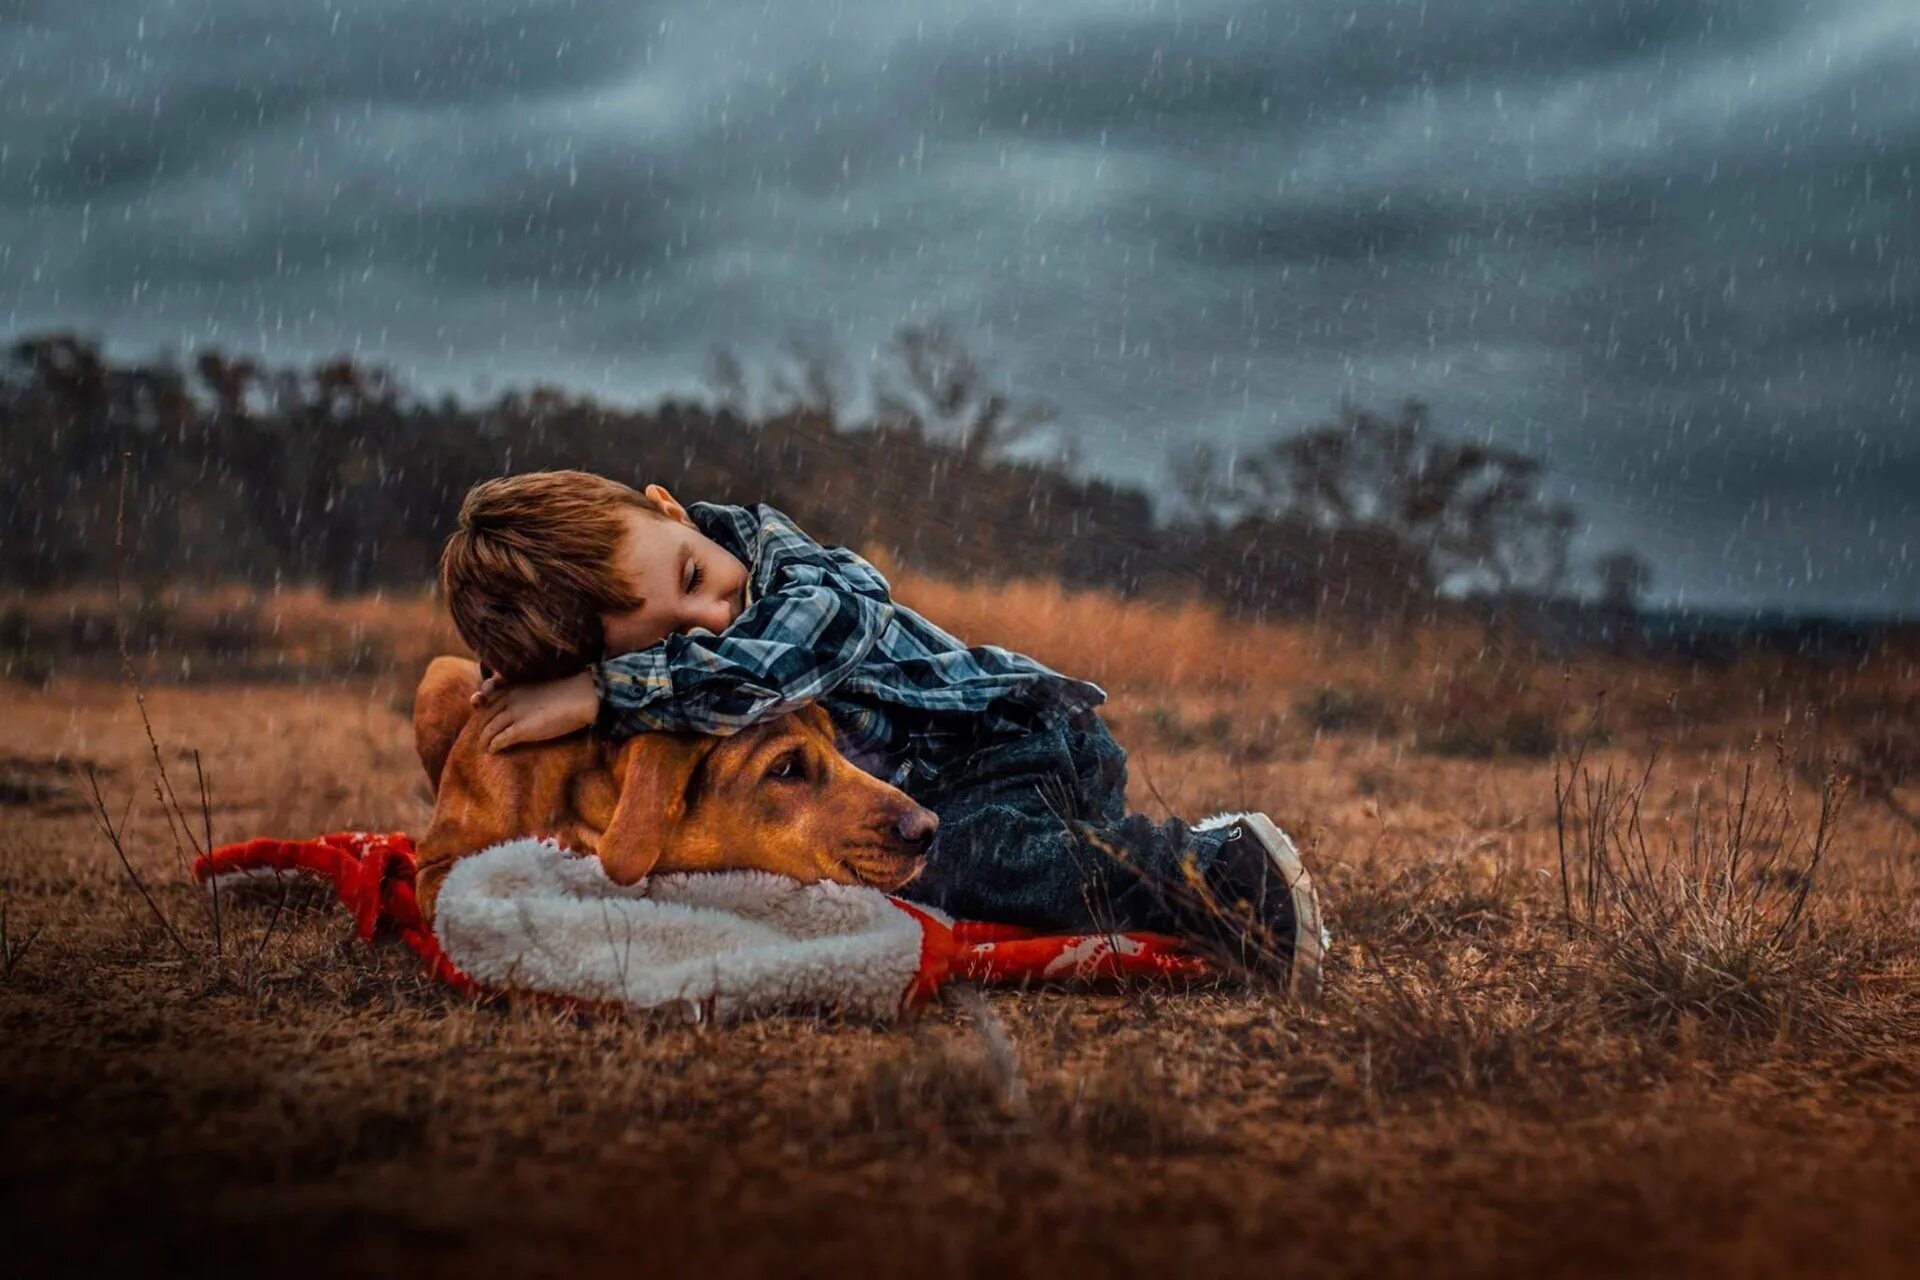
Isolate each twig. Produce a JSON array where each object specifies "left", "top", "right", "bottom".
[
  {"left": 1036, "top": 770, "right": 1125, "bottom": 945},
  {"left": 109, "top": 453, "right": 180, "bottom": 828},
  {"left": 248, "top": 868, "right": 294, "bottom": 970},
  {"left": 1551, "top": 701, "right": 1603, "bottom": 937},
  {"left": 1, "top": 900, "right": 43, "bottom": 982},
  {"left": 107, "top": 450, "right": 221, "bottom": 972},
  {"left": 1132, "top": 745, "right": 1176, "bottom": 822},
  {"left": 194, "top": 748, "right": 222, "bottom": 963},
  {"left": 80, "top": 762, "right": 192, "bottom": 959}
]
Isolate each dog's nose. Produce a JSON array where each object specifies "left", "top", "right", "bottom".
[{"left": 895, "top": 806, "right": 939, "bottom": 846}]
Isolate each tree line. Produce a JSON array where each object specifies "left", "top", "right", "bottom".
[{"left": 1, "top": 324, "right": 1650, "bottom": 623}]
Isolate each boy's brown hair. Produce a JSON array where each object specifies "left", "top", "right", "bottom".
[{"left": 438, "top": 469, "right": 672, "bottom": 680}]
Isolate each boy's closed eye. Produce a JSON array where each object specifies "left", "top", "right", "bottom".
[{"left": 598, "top": 507, "right": 751, "bottom": 656}]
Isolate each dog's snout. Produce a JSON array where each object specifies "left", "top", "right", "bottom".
[{"left": 895, "top": 806, "right": 939, "bottom": 846}]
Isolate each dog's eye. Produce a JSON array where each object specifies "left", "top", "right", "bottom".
[{"left": 767, "top": 751, "right": 804, "bottom": 781}]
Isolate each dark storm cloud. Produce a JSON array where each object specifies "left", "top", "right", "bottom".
[
  {"left": 2, "top": 0, "right": 705, "bottom": 368},
  {"left": 6, "top": 0, "right": 662, "bottom": 203},
  {"left": 62, "top": 153, "right": 699, "bottom": 297},
  {"left": 929, "top": 0, "right": 1805, "bottom": 145},
  {"left": 3, "top": 0, "right": 1917, "bottom": 611},
  {"left": 1004, "top": 3, "right": 1917, "bottom": 611}
]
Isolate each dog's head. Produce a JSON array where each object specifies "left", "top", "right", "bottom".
[
  {"left": 587, "top": 700, "right": 935, "bottom": 893},
  {"left": 412, "top": 658, "right": 936, "bottom": 918}
]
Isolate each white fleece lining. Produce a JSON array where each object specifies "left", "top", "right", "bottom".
[{"left": 432, "top": 838, "right": 927, "bottom": 1022}]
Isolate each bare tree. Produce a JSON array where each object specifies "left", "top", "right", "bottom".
[
  {"left": 1595, "top": 549, "right": 1653, "bottom": 613},
  {"left": 12, "top": 332, "right": 109, "bottom": 414},
  {"left": 1229, "top": 398, "right": 1578, "bottom": 598},
  {"left": 311, "top": 356, "right": 397, "bottom": 418},
  {"left": 765, "top": 328, "right": 851, "bottom": 422},
  {"left": 871, "top": 320, "right": 1059, "bottom": 463},
  {"left": 702, "top": 343, "right": 752, "bottom": 418},
  {"left": 194, "top": 350, "right": 261, "bottom": 419},
  {"left": 1167, "top": 438, "right": 1229, "bottom": 530}
]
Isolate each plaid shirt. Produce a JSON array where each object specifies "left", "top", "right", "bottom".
[{"left": 589, "top": 501, "right": 1108, "bottom": 784}]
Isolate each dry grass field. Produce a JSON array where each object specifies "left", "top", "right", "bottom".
[{"left": 4, "top": 565, "right": 1919, "bottom": 1278}]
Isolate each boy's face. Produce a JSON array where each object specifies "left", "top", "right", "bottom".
[{"left": 599, "top": 491, "right": 750, "bottom": 656}]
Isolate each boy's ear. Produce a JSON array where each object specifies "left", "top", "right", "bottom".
[{"left": 643, "top": 483, "right": 693, "bottom": 525}]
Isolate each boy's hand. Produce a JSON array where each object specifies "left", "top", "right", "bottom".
[{"left": 470, "top": 671, "right": 599, "bottom": 753}]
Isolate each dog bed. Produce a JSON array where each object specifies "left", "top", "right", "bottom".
[{"left": 193, "top": 831, "right": 1206, "bottom": 1022}]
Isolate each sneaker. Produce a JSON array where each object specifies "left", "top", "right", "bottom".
[{"left": 1185, "top": 811, "right": 1329, "bottom": 1000}]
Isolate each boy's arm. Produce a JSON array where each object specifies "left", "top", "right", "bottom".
[{"left": 590, "top": 507, "right": 895, "bottom": 740}]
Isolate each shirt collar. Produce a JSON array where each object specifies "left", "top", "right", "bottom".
[{"left": 685, "top": 500, "right": 743, "bottom": 547}]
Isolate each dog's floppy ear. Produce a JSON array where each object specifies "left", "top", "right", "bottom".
[
  {"left": 595, "top": 731, "right": 715, "bottom": 885},
  {"left": 414, "top": 656, "right": 483, "bottom": 792}
]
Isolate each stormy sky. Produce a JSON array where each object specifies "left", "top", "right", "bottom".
[{"left": 4, "top": 1, "right": 1916, "bottom": 614}]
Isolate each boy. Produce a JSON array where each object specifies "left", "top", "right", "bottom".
[{"left": 437, "top": 469, "right": 1328, "bottom": 997}]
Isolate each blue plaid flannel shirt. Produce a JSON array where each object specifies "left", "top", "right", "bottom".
[{"left": 589, "top": 501, "right": 1109, "bottom": 787}]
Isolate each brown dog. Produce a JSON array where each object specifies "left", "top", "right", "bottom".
[{"left": 410, "top": 656, "right": 937, "bottom": 925}]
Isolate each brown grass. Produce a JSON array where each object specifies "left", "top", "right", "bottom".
[
  {"left": 3, "top": 567, "right": 1920, "bottom": 1277},
  {"left": 1555, "top": 738, "right": 1904, "bottom": 1045}
]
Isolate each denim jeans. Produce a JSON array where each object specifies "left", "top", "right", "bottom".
[{"left": 895, "top": 705, "right": 1236, "bottom": 934}]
